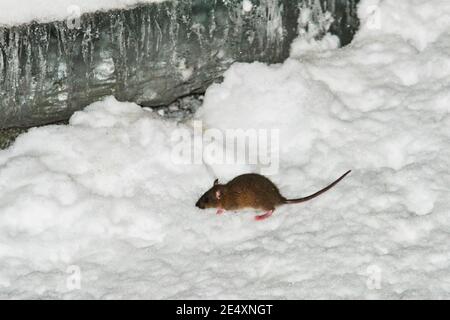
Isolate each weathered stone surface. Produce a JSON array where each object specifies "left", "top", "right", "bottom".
[{"left": 0, "top": 0, "right": 359, "bottom": 129}]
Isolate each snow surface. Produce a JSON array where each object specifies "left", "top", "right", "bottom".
[
  {"left": 0, "top": 0, "right": 168, "bottom": 26},
  {"left": 242, "top": 0, "right": 253, "bottom": 13},
  {"left": 1, "top": 0, "right": 450, "bottom": 299}
]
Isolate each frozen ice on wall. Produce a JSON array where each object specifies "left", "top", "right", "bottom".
[{"left": 0, "top": 0, "right": 360, "bottom": 129}]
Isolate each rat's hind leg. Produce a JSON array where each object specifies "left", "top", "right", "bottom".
[
  {"left": 255, "top": 210, "right": 274, "bottom": 221},
  {"left": 216, "top": 208, "right": 225, "bottom": 215}
]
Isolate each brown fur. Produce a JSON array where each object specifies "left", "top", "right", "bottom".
[{"left": 196, "top": 170, "right": 351, "bottom": 215}]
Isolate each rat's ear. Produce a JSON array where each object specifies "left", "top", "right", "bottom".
[
  {"left": 215, "top": 189, "right": 222, "bottom": 200},
  {"left": 213, "top": 178, "right": 219, "bottom": 186}
]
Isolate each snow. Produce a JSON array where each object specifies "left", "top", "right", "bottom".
[
  {"left": 357, "top": 0, "right": 450, "bottom": 51},
  {"left": 0, "top": 0, "right": 168, "bottom": 26},
  {"left": 1, "top": 0, "right": 450, "bottom": 299},
  {"left": 242, "top": 0, "right": 253, "bottom": 13}
]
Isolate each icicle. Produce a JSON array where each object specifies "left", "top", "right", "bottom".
[{"left": 0, "top": 30, "right": 5, "bottom": 90}]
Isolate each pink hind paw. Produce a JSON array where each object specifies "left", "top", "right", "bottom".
[
  {"left": 255, "top": 210, "right": 274, "bottom": 221},
  {"left": 216, "top": 208, "right": 225, "bottom": 215}
]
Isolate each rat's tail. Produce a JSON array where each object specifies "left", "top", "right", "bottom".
[{"left": 283, "top": 170, "right": 351, "bottom": 204}]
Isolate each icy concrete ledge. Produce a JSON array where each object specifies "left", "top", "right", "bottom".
[{"left": 0, "top": 0, "right": 359, "bottom": 129}]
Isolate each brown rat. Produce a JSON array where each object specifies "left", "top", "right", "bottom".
[{"left": 196, "top": 170, "right": 351, "bottom": 220}]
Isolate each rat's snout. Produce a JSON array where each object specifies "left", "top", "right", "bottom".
[{"left": 196, "top": 199, "right": 205, "bottom": 209}]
